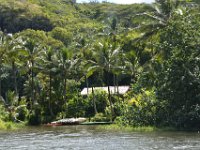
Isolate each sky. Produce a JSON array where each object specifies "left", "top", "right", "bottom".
[{"left": 76, "top": 0, "right": 155, "bottom": 4}]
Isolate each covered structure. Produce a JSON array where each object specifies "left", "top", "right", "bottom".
[{"left": 80, "top": 86, "right": 130, "bottom": 96}]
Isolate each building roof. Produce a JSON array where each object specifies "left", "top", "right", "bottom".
[{"left": 81, "top": 86, "right": 130, "bottom": 95}]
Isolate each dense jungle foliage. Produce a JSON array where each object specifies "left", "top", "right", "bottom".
[{"left": 0, "top": 0, "right": 200, "bottom": 129}]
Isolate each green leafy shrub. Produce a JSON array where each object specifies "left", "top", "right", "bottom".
[
  {"left": 89, "top": 90, "right": 108, "bottom": 113},
  {"left": 118, "top": 90, "right": 158, "bottom": 126},
  {"left": 28, "top": 105, "right": 41, "bottom": 125},
  {"left": 91, "top": 113, "right": 109, "bottom": 122},
  {"left": 66, "top": 95, "right": 87, "bottom": 118},
  {"left": 16, "top": 106, "right": 28, "bottom": 121},
  {"left": 0, "top": 104, "right": 9, "bottom": 121}
]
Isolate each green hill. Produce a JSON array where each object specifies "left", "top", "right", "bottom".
[{"left": 0, "top": 0, "right": 152, "bottom": 34}]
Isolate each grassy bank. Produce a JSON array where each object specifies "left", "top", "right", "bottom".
[
  {"left": 0, "top": 119, "right": 26, "bottom": 130},
  {"left": 97, "top": 124, "right": 177, "bottom": 132},
  {"left": 97, "top": 124, "right": 155, "bottom": 132}
]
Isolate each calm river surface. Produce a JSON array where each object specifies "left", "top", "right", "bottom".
[{"left": 1, "top": 125, "right": 200, "bottom": 150}]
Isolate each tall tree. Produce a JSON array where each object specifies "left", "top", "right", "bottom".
[
  {"left": 56, "top": 48, "right": 80, "bottom": 106},
  {"left": 87, "top": 40, "right": 123, "bottom": 121},
  {"left": 134, "top": 0, "right": 184, "bottom": 42},
  {"left": 23, "top": 38, "right": 43, "bottom": 109},
  {"left": 154, "top": 8, "right": 200, "bottom": 128},
  {"left": 39, "top": 46, "right": 57, "bottom": 117},
  {"left": 0, "top": 31, "right": 11, "bottom": 96},
  {"left": 6, "top": 35, "right": 26, "bottom": 96}
]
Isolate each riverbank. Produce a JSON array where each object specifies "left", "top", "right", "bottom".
[
  {"left": 0, "top": 120, "right": 196, "bottom": 132},
  {"left": 96, "top": 124, "right": 178, "bottom": 132},
  {"left": 0, "top": 119, "right": 26, "bottom": 130},
  {"left": 98, "top": 124, "right": 200, "bottom": 132}
]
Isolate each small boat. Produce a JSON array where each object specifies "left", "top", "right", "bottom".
[
  {"left": 80, "top": 122, "right": 112, "bottom": 125},
  {"left": 46, "top": 118, "right": 87, "bottom": 126},
  {"left": 46, "top": 122, "right": 62, "bottom": 126}
]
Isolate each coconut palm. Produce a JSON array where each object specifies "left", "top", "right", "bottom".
[
  {"left": 0, "top": 31, "right": 12, "bottom": 96},
  {"left": 22, "top": 38, "right": 44, "bottom": 109},
  {"left": 87, "top": 40, "right": 123, "bottom": 121},
  {"left": 56, "top": 48, "right": 80, "bottom": 104},
  {"left": 39, "top": 46, "right": 57, "bottom": 117},
  {"left": 6, "top": 35, "right": 26, "bottom": 96},
  {"left": 78, "top": 41, "right": 98, "bottom": 114},
  {"left": 134, "top": 0, "right": 183, "bottom": 42}
]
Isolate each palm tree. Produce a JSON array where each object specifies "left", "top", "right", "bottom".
[
  {"left": 134, "top": 0, "right": 183, "bottom": 42},
  {"left": 87, "top": 40, "right": 122, "bottom": 121},
  {"left": 112, "top": 48, "right": 130, "bottom": 97},
  {"left": 129, "top": 0, "right": 185, "bottom": 84},
  {"left": 22, "top": 38, "right": 44, "bottom": 109},
  {"left": 56, "top": 48, "right": 80, "bottom": 105},
  {"left": 6, "top": 35, "right": 25, "bottom": 96},
  {"left": 0, "top": 31, "right": 12, "bottom": 96},
  {"left": 79, "top": 45, "right": 98, "bottom": 114},
  {"left": 39, "top": 46, "right": 57, "bottom": 117}
]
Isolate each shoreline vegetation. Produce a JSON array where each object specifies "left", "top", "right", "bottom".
[
  {"left": 0, "top": 120, "right": 26, "bottom": 130},
  {"left": 0, "top": 120, "right": 197, "bottom": 133},
  {"left": 0, "top": 120, "right": 171, "bottom": 132},
  {"left": 96, "top": 124, "right": 200, "bottom": 132},
  {"left": 96, "top": 124, "right": 175, "bottom": 132},
  {"left": 0, "top": 0, "right": 200, "bottom": 130}
]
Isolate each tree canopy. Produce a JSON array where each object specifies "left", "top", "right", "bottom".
[{"left": 0, "top": 0, "right": 200, "bottom": 129}]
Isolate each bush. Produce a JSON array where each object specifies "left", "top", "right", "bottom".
[
  {"left": 66, "top": 95, "right": 87, "bottom": 118},
  {"left": 0, "top": 104, "right": 9, "bottom": 121},
  {"left": 91, "top": 113, "right": 110, "bottom": 122},
  {"left": 86, "top": 90, "right": 109, "bottom": 115},
  {"left": 16, "top": 106, "right": 29, "bottom": 121},
  {"left": 118, "top": 90, "right": 158, "bottom": 126},
  {"left": 28, "top": 105, "right": 41, "bottom": 125},
  {"left": 16, "top": 98, "right": 29, "bottom": 121}
]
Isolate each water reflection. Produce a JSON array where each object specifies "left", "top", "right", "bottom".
[{"left": 0, "top": 126, "right": 200, "bottom": 150}]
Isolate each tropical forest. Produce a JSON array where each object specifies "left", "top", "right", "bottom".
[{"left": 0, "top": 0, "right": 200, "bottom": 132}]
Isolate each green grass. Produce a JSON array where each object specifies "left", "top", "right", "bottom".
[
  {"left": 97, "top": 124, "right": 177, "bottom": 132},
  {"left": 0, "top": 119, "right": 27, "bottom": 130},
  {"left": 97, "top": 124, "right": 156, "bottom": 132}
]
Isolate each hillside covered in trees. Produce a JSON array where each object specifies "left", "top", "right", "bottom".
[{"left": 0, "top": 0, "right": 200, "bottom": 129}]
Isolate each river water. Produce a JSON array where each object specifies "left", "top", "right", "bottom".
[{"left": 0, "top": 125, "right": 200, "bottom": 150}]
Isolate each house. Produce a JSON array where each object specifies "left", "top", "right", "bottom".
[{"left": 81, "top": 86, "right": 130, "bottom": 96}]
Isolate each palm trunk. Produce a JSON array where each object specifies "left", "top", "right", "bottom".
[
  {"left": 63, "top": 77, "right": 67, "bottom": 103},
  {"left": 0, "top": 78, "right": 1, "bottom": 97},
  {"left": 116, "top": 75, "right": 120, "bottom": 101},
  {"left": 107, "top": 73, "right": 113, "bottom": 122},
  {"left": 113, "top": 74, "right": 116, "bottom": 94},
  {"left": 151, "top": 40, "right": 154, "bottom": 57},
  {"left": 63, "top": 63, "right": 67, "bottom": 103},
  {"left": 0, "top": 61, "right": 2, "bottom": 96},
  {"left": 92, "top": 86, "right": 97, "bottom": 114},
  {"left": 63, "top": 77, "right": 68, "bottom": 119},
  {"left": 49, "top": 71, "right": 54, "bottom": 117},
  {"left": 31, "top": 60, "right": 34, "bottom": 109},
  {"left": 12, "top": 61, "right": 18, "bottom": 95},
  {"left": 86, "top": 76, "right": 89, "bottom": 96}
]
